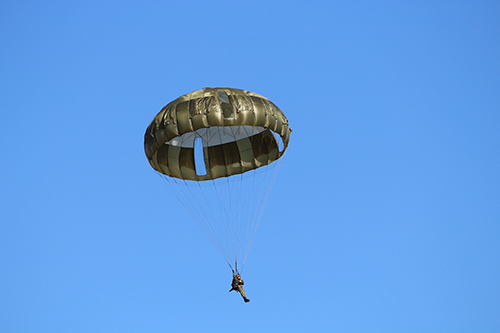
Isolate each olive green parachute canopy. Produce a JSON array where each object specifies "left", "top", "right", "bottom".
[
  {"left": 144, "top": 87, "right": 291, "bottom": 181},
  {"left": 145, "top": 88, "right": 291, "bottom": 268}
]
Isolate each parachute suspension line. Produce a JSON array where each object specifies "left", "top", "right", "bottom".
[
  {"left": 229, "top": 126, "right": 244, "bottom": 262},
  {"left": 157, "top": 172, "right": 232, "bottom": 267},
  {"left": 226, "top": 176, "right": 239, "bottom": 260},
  {"left": 234, "top": 125, "right": 259, "bottom": 271},
  {"left": 181, "top": 134, "right": 234, "bottom": 265},
  {"left": 193, "top": 178, "right": 233, "bottom": 264},
  {"left": 190, "top": 129, "right": 237, "bottom": 266},
  {"left": 227, "top": 126, "right": 245, "bottom": 262},
  {"left": 235, "top": 259, "right": 240, "bottom": 274},
  {"left": 154, "top": 128, "right": 286, "bottom": 271},
  {"left": 235, "top": 171, "right": 246, "bottom": 263},
  {"left": 241, "top": 140, "right": 286, "bottom": 269},
  {"left": 240, "top": 160, "right": 259, "bottom": 271},
  {"left": 214, "top": 127, "right": 239, "bottom": 264},
  {"left": 209, "top": 177, "right": 235, "bottom": 263},
  {"left": 161, "top": 176, "right": 216, "bottom": 261}
]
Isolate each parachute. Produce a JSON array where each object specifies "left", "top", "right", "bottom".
[{"left": 144, "top": 87, "right": 291, "bottom": 271}]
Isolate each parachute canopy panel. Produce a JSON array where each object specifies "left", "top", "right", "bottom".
[{"left": 144, "top": 88, "right": 291, "bottom": 181}]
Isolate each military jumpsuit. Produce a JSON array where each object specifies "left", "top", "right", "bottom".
[{"left": 229, "top": 273, "right": 250, "bottom": 303}]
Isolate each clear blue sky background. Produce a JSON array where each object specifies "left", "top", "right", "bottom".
[{"left": 1, "top": 1, "right": 499, "bottom": 332}]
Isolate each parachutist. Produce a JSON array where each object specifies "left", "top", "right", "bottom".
[{"left": 229, "top": 271, "right": 250, "bottom": 303}]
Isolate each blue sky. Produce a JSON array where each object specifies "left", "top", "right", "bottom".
[{"left": 1, "top": 1, "right": 499, "bottom": 332}]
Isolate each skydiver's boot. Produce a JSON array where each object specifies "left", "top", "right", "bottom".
[{"left": 244, "top": 297, "right": 250, "bottom": 303}]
